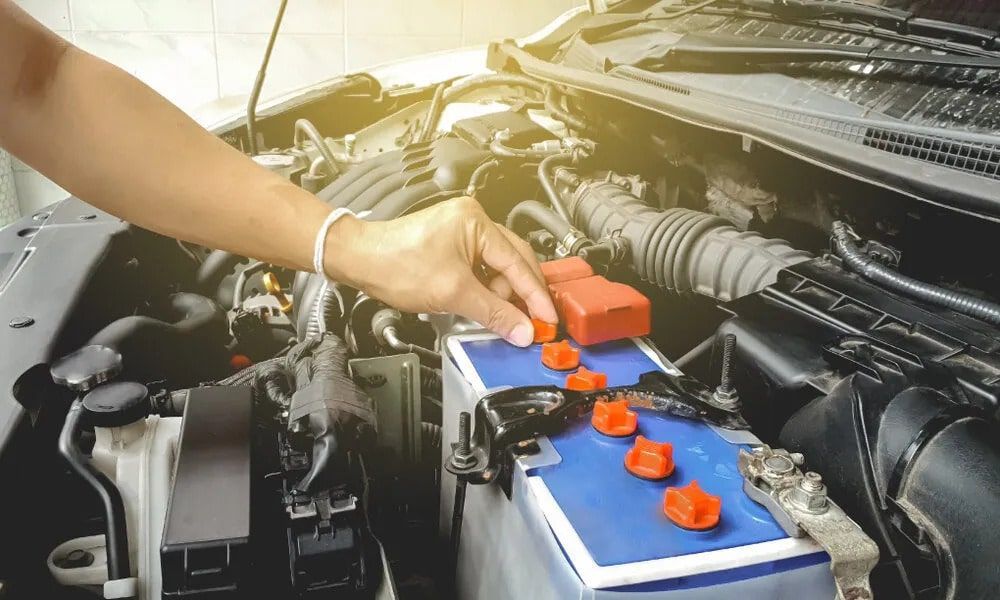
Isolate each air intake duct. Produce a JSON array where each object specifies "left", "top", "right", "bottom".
[{"left": 566, "top": 176, "right": 811, "bottom": 301}]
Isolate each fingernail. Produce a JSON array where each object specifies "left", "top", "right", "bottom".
[{"left": 507, "top": 322, "right": 534, "bottom": 347}]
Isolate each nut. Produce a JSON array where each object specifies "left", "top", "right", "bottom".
[{"left": 787, "top": 473, "right": 829, "bottom": 514}]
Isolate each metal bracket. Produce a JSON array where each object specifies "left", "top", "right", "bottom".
[
  {"left": 445, "top": 370, "right": 748, "bottom": 489},
  {"left": 738, "top": 446, "right": 880, "bottom": 600}
]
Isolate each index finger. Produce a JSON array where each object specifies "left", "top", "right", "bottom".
[{"left": 479, "top": 222, "right": 558, "bottom": 324}]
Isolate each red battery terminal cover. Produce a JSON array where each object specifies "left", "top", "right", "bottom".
[
  {"left": 541, "top": 340, "right": 580, "bottom": 371},
  {"left": 540, "top": 256, "right": 594, "bottom": 284},
  {"left": 549, "top": 276, "right": 651, "bottom": 346},
  {"left": 531, "top": 319, "right": 557, "bottom": 343},
  {"left": 591, "top": 399, "right": 637, "bottom": 437},
  {"left": 625, "top": 436, "right": 675, "bottom": 480},
  {"left": 663, "top": 480, "right": 721, "bottom": 530},
  {"left": 565, "top": 366, "right": 608, "bottom": 391}
]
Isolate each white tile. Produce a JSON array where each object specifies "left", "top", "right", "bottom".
[
  {"left": 216, "top": 34, "right": 344, "bottom": 100},
  {"left": 73, "top": 32, "right": 219, "bottom": 113},
  {"left": 13, "top": 0, "right": 71, "bottom": 30},
  {"left": 345, "top": 0, "right": 461, "bottom": 36},
  {"left": 461, "top": 0, "right": 574, "bottom": 45},
  {"left": 14, "top": 169, "right": 71, "bottom": 215},
  {"left": 214, "top": 0, "right": 343, "bottom": 34},
  {"left": 69, "top": 0, "right": 214, "bottom": 32},
  {"left": 345, "top": 35, "right": 461, "bottom": 71}
]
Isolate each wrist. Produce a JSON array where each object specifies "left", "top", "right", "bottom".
[{"left": 320, "top": 213, "right": 370, "bottom": 287}]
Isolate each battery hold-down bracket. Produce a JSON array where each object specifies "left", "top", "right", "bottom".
[
  {"left": 738, "top": 445, "right": 880, "bottom": 600},
  {"left": 445, "top": 370, "right": 748, "bottom": 495}
]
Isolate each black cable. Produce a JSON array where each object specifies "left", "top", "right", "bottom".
[
  {"left": 831, "top": 221, "right": 1000, "bottom": 326},
  {"left": 246, "top": 0, "right": 288, "bottom": 155},
  {"left": 537, "top": 153, "right": 575, "bottom": 222},
  {"left": 58, "top": 402, "right": 131, "bottom": 583},
  {"left": 488, "top": 136, "right": 561, "bottom": 161},
  {"left": 506, "top": 199, "right": 573, "bottom": 240},
  {"left": 544, "top": 85, "right": 591, "bottom": 134}
]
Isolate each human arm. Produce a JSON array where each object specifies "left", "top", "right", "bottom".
[{"left": 0, "top": 1, "right": 556, "bottom": 345}]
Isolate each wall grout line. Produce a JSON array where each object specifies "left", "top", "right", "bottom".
[{"left": 210, "top": 0, "right": 222, "bottom": 99}]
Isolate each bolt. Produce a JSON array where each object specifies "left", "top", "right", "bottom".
[
  {"left": 451, "top": 411, "right": 477, "bottom": 469},
  {"left": 8, "top": 317, "right": 33, "bottom": 329},
  {"left": 457, "top": 411, "right": 471, "bottom": 456},
  {"left": 344, "top": 133, "right": 357, "bottom": 157},
  {"left": 713, "top": 334, "right": 740, "bottom": 408},
  {"left": 788, "top": 471, "right": 829, "bottom": 513},
  {"left": 763, "top": 454, "right": 795, "bottom": 476},
  {"left": 801, "top": 471, "right": 824, "bottom": 492}
]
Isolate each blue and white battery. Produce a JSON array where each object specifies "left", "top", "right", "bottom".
[{"left": 441, "top": 332, "right": 835, "bottom": 599}]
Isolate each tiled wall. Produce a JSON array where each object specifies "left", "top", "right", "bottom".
[{"left": 9, "top": 0, "right": 579, "bottom": 216}]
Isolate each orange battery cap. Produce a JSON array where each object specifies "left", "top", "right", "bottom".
[
  {"left": 531, "top": 319, "right": 557, "bottom": 343},
  {"left": 565, "top": 366, "right": 608, "bottom": 391},
  {"left": 230, "top": 354, "right": 253, "bottom": 371},
  {"left": 541, "top": 257, "right": 594, "bottom": 285},
  {"left": 625, "top": 436, "right": 675, "bottom": 480},
  {"left": 548, "top": 276, "right": 651, "bottom": 346},
  {"left": 591, "top": 399, "right": 637, "bottom": 437},
  {"left": 663, "top": 480, "right": 721, "bottom": 530},
  {"left": 541, "top": 340, "right": 580, "bottom": 371}
]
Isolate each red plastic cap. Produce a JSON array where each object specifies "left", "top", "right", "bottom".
[
  {"left": 663, "top": 480, "right": 721, "bottom": 530},
  {"left": 549, "top": 276, "right": 651, "bottom": 346},
  {"left": 625, "top": 436, "right": 675, "bottom": 480},
  {"left": 541, "top": 257, "right": 594, "bottom": 285},
  {"left": 541, "top": 340, "right": 580, "bottom": 371},
  {"left": 565, "top": 366, "right": 608, "bottom": 391},
  {"left": 591, "top": 399, "right": 637, "bottom": 437},
  {"left": 230, "top": 354, "right": 253, "bottom": 371},
  {"left": 531, "top": 319, "right": 557, "bottom": 343}
]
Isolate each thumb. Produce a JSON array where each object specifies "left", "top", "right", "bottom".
[{"left": 453, "top": 275, "right": 535, "bottom": 347}]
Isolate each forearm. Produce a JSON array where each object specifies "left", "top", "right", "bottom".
[{"left": 0, "top": 6, "right": 341, "bottom": 271}]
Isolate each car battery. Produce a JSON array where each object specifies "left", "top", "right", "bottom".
[{"left": 441, "top": 332, "right": 835, "bottom": 600}]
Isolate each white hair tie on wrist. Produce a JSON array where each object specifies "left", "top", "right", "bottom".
[{"left": 313, "top": 207, "right": 355, "bottom": 280}]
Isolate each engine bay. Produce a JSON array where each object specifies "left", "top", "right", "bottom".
[{"left": 1, "top": 66, "right": 999, "bottom": 600}]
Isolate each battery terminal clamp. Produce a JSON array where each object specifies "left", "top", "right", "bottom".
[
  {"left": 446, "top": 370, "right": 748, "bottom": 495},
  {"left": 738, "top": 445, "right": 880, "bottom": 600}
]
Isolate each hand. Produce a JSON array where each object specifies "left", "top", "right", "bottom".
[{"left": 324, "top": 197, "right": 558, "bottom": 346}]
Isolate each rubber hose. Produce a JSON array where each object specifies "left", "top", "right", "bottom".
[
  {"left": 421, "top": 366, "right": 443, "bottom": 401},
  {"left": 544, "top": 85, "right": 590, "bottom": 134},
  {"left": 421, "top": 421, "right": 443, "bottom": 451},
  {"left": 294, "top": 118, "right": 340, "bottom": 177},
  {"left": 489, "top": 137, "right": 561, "bottom": 161},
  {"left": 831, "top": 221, "right": 1000, "bottom": 326},
  {"left": 59, "top": 402, "right": 131, "bottom": 582},
  {"left": 538, "top": 153, "right": 575, "bottom": 222},
  {"left": 506, "top": 199, "right": 573, "bottom": 240},
  {"left": 466, "top": 159, "right": 500, "bottom": 195},
  {"left": 567, "top": 179, "right": 811, "bottom": 301}
]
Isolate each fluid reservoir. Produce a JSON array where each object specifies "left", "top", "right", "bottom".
[
  {"left": 440, "top": 332, "right": 836, "bottom": 600},
  {"left": 48, "top": 382, "right": 181, "bottom": 600}
]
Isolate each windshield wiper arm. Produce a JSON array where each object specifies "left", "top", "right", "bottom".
[{"left": 632, "top": 33, "right": 1000, "bottom": 71}]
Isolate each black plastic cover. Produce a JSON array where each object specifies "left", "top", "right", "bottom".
[
  {"left": 451, "top": 110, "right": 552, "bottom": 149},
  {"left": 161, "top": 386, "right": 252, "bottom": 598}
]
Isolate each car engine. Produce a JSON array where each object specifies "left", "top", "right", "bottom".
[{"left": 1, "top": 69, "right": 998, "bottom": 600}]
